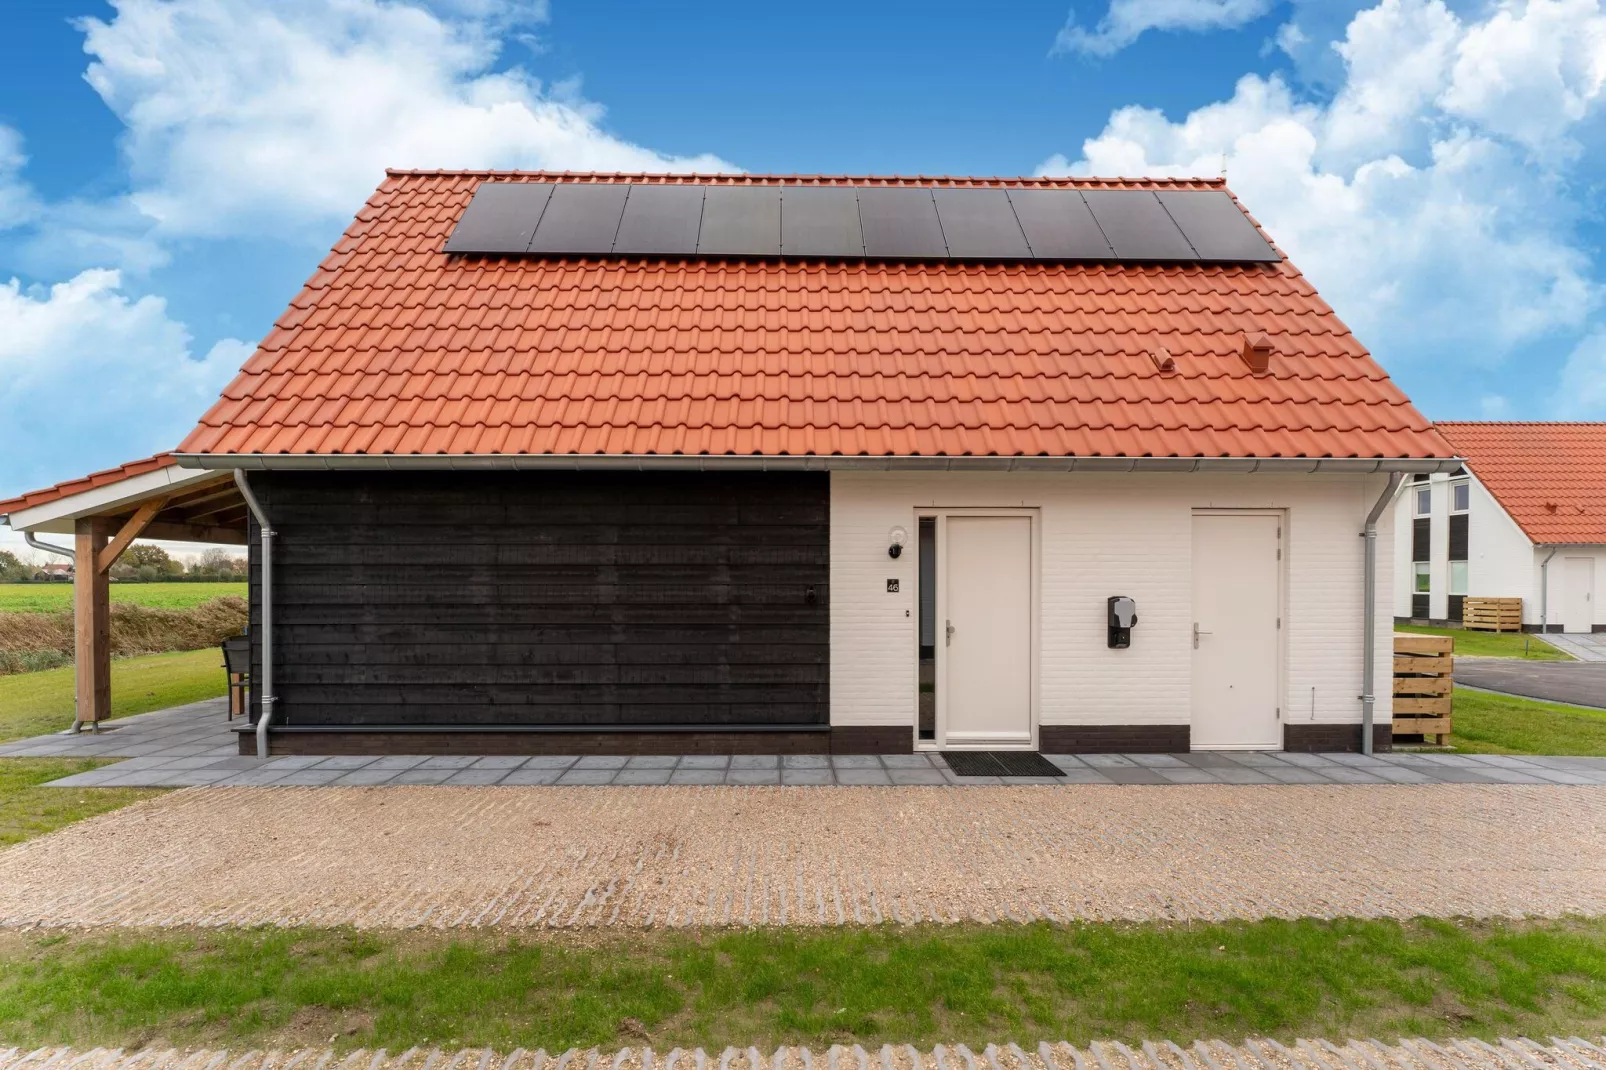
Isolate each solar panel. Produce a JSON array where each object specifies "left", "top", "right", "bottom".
[
  {"left": 526, "top": 182, "right": 630, "bottom": 255},
  {"left": 443, "top": 183, "right": 553, "bottom": 254},
  {"left": 1155, "top": 190, "right": 1279, "bottom": 263},
  {"left": 1081, "top": 190, "right": 1197, "bottom": 261},
  {"left": 1005, "top": 189, "right": 1114, "bottom": 260},
  {"left": 780, "top": 186, "right": 864, "bottom": 258},
  {"left": 856, "top": 186, "right": 948, "bottom": 260},
  {"left": 931, "top": 188, "right": 1030, "bottom": 259},
  {"left": 611, "top": 184, "right": 705, "bottom": 255},
  {"left": 697, "top": 185, "right": 782, "bottom": 256}
]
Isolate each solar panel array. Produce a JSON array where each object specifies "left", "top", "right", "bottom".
[{"left": 443, "top": 182, "right": 1280, "bottom": 263}]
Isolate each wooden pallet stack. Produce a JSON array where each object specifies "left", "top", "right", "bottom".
[
  {"left": 1393, "top": 634, "right": 1453, "bottom": 744},
  {"left": 1463, "top": 596, "right": 1522, "bottom": 632}
]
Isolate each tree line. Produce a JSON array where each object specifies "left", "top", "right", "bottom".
[{"left": 0, "top": 545, "right": 247, "bottom": 583}]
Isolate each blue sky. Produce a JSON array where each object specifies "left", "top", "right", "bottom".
[{"left": 3, "top": 0, "right": 1606, "bottom": 524}]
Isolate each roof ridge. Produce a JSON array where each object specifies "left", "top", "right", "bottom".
[{"left": 382, "top": 169, "right": 1228, "bottom": 188}]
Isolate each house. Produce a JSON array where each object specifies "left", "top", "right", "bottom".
[
  {"left": 34, "top": 562, "right": 73, "bottom": 581},
  {"left": 0, "top": 172, "right": 1458, "bottom": 755},
  {"left": 1394, "top": 421, "right": 1606, "bottom": 632}
]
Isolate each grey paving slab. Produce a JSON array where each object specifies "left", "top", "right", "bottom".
[
  {"left": 1370, "top": 764, "right": 1439, "bottom": 784},
  {"left": 1262, "top": 766, "right": 1335, "bottom": 784},
  {"left": 471, "top": 756, "right": 530, "bottom": 769},
  {"left": 1204, "top": 766, "right": 1279, "bottom": 785},
  {"left": 624, "top": 755, "right": 678, "bottom": 769},
  {"left": 1100, "top": 767, "right": 1173, "bottom": 784},
  {"left": 308, "top": 756, "right": 378, "bottom": 770},
  {"left": 574, "top": 756, "right": 629, "bottom": 770},
  {"left": 366, "top": 755, "right": 430, "bottom": 771},
  {"left": 1128, "top": 753, "right": 1189, "bottom": 767},
  {"left": 1316, "top": 766, "right": 1390, "bottom": 784},
  {"left": 1278, "top": 752, "right": 1340, "bottom": 768},
  {"left": 730, "top": 754, "right": 779, "bottom": 769},
  {"left": 1175, "top": 751, "right": 1243, "bottom": 768},
  {"left": 387, "top": 769, "right": 455, "bottom": 785},
  {"left": 782, "top": 754, "right": 830, "bottom": 769},
  {"left": 1157, "top": 767, "right": 1222, "bottom": 784},
  {"left": 999, "top": 775, "right": 1064, "bottom": 785},
  {"left": 941, "top": 771, "right": 1002, "bottom": 785},
  {"left": 330, "top": 769, "right": 401, "bottom": 786},
  {"left": 418, "top": 755, "right": 478, "bottom": 770},
  {"left": 881, "top": 754, "right": 938, "bottom": 768},
  {"left": 1081, "top": 753, "right": 1138, "bottom": 767},
  {"left": 557, "top": 768, "right": 619, "bottom": 785},
  {"left": 499, "top": 767, "right": 568, "bottom": 785},
  {"left": 836, "top": 768, "right": 893, "bottom": 785},
  {"left": 887, "top": 768, "right": 948, "bottom": 785},
  {"left": 781, "top": 769, "right": 834, "bottom": 785},
  {"left": 678, "top": 755, "right": 729, "bottom": 769},
  {"left": 1224, "top": 750, "right": 1296, "bottom": 766},
  {"left": 830, "top": 755, "right": 882, "bottom": 769},
  {"left": 1043, "top": 754, "right": 1091, "bottom": 770},
  {"left": 271, "top": 770, "right": 348, "bottom": 786},
  {"left": 521, "top": 756, "right": 578, "bottom": 769},
  {"left": 1053, "top": 767, "right": 1117, "bottom": 784},
  {"left": 668, "top": 768, "right": 726, "bottom": 785},
  {"left": 443, "top": 768, "right": 511, "bottom": 786},
  {"left": 727, "top": 768, "right": 781, "bottom": 785},
  {"left": 613, "top": 768, "right": 673, "bottom": 785}
]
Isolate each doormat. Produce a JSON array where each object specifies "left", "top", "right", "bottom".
[{"left": 941, "top": 751, "right": 1065, "bottom": 777}]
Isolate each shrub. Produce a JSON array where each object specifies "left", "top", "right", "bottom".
[{"left": 0, "top": 596, "right": 249, "bottom": 675}]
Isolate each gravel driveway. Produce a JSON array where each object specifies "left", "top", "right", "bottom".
[{"left": 1, "top": 784, "right": 1603, "bottom": 929}]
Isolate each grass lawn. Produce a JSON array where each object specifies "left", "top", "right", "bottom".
[
  {"left": 0, "top": 919, "right": 1602, "bottom": 1052},
  {"left": 0, "top": 758, "right": 164, "bottom": 847},
  {"left": 0, "top": 648, "right": 227, "bottom": 743},
  {"left": 1396, "top": 624, "right": 1569, "bottom": 659},
  {"left": 0, "top": 582, "right": 246, "bottom": 613},
  {"left": 1450, "top": 686, "right": 1606, "bottom": 756}
]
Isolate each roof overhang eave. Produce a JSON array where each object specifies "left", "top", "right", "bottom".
[
  {"left": 1, "top": 465, "right": 227, "bottom": 535},
  {"left": 171, "top": 453, "right": 1466, "bottom": 476}
]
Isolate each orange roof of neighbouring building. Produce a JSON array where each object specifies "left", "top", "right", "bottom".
[
  {"left": 172, "top": 171, "right": 1452, "bottom": 461},
  {"left": 0, "top": 454, "right": 176, "bottom": 517},
  {"left": 1435, "top": 422, "right": 1606, "bottom": 544}
]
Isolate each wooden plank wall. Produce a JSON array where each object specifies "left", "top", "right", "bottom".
[{"left": 246, "top": 471, "right": 830, "bottom": 728}]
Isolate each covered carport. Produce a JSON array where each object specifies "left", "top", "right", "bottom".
[{"left": 0, "top": 454, "right": 247, "bottom": 731}]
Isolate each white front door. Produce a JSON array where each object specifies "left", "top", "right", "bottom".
[
  {"left": 940, "top": 515, "right": 1033, "bottom": 749},
  {"left": 1564, "top": 557, "right": 1595, "bottom": 633},
  {"left": 1191, "top": 513, "right": 1281, "bottom": 749}
]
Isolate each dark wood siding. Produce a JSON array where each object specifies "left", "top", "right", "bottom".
[
  {"left": 1448, "top": 513, "right": 1468, "bottom": 560},
  {"left": 247, "top": 471, "right": 829, "bottom": 729},
  {"left": 1411, "top": 594, "right": 1429, "bottom": 618},
  {"left": 1412, "top": 517, "right": 1430, "bottom": 561},
  {"left": 1447, "top": 594, "right": 1464, "bottom": 621}
]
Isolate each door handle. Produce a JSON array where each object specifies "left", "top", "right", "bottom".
[
  {"left": 1193, "top": 622, "right": 1211, "bottom": 649},
  {"left": 946, "top": 619, "right": 955, "bottom": 646}
]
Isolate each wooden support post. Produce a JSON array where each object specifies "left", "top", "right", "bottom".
[{"left": 74, "top": 517, "right": 112, "bottom": 728}]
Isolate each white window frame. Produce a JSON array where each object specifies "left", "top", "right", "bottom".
[
  {"left": 1414, "top": 486, "right": 1432, "bottom": 517},
  {"left": 1450, "top": 480, "right": 1470, "bottom": 514},
  {"left": 1413, "top": 560, "right": 1431, "bottom": 594},
  {"left": 1448, "top": 560, "right": 1468, "bottom": 596}
]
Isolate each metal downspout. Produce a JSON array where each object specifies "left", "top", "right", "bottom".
[
  {"left": 233, "top": 471, "right": 276, "bottom": 758},
  {"left": 1540, "top": 547, "right": 1559, "bottom": 633},
  {"left": 22, "top": 532, "right": 84, "bottom": 732},
  {"left": 1361, "top": 471, "right": 1405, "bottom": 756}
]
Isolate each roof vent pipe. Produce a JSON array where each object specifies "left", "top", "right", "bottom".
[
  {"left": 233, "top": 470, "right": 276, "bottom": 759},
  {"left": 1241, "top": 332, "right": 1273, "bottom": 374},
  {"left": 1360, "top": 471, "right": 1405, "bottom": 756}
]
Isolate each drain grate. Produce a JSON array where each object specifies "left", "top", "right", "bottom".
[{"left": 941, "top": 751, "right": 1065, "bottom": 777}]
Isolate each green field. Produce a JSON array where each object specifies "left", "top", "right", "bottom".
[
  {"left": 0, "top": 648, "right": 228, "bottom": 743},
  {"left": 0, "top": 918, "right": 1601, "bottom": 1052},
  {"left": 0, "top": 582, "right": 246, "bottom": 613},
  {"left": 1395, "top": 624, "right": 1569, "bottom": 659},
  {"left": 1450, "top": 686, "right": 1606, "bottom": 756}
]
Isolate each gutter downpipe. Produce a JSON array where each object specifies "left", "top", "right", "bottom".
[
  {"left": 233, "top": 471, "right": 276, "bottom": 758},
  {"left": 1540, "top": 547, "right": 1559, "bottom": 634},
  {"left": 1361, "top": 471, "right": 1405, "bottom": 757},
  {"left": 21, "top": 532, "right": 83, "bottom": 732}
]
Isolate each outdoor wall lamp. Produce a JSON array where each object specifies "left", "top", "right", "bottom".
[{"left": 888, "top": 526, "right": 908, "bottom": 559}]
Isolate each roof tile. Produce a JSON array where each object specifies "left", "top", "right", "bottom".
[{"left": 1436, "top": 422, "right": 1606, "bottom": 544}]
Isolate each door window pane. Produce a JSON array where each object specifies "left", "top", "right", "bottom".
[{"left": 1414, "top": 561, "right": 1431, "bottom": 593}]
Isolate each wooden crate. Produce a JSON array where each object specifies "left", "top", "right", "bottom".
[
  {"left": 1463, "top": 596, "right": 1522, "bottom": 633},
  {"left": 1393, "top": 633, "right": 1452, "bottom": 744}
]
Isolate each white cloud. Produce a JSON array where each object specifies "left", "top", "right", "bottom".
[
  {"left": 77, "top": 0, "right": 737, "bottom": 239},
  {"left": 0, "top": 269, "right": 248, "bottom": 498},
  {"left": 1039, "top": 0, "right": 1606, "bottom": 378},
  {"left": 0, "top": 126, "right": 41, "bottom": 231},
  {"left": 1054, "top": 0, "right": 1274, "bottom": 56},
  {"left": 1554, "top": 329, "right": 1606, "bottom": 415}
]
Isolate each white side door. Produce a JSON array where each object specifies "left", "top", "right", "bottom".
[
  {"left": 1564, "top": 557, "right": 1595, "bottom": 633},
  {"left": 940, "top": 515, "right": 1033, "bottom": 749},
  {"left": 1191, "top": 513, "right": 1282, "bottom": 749}
]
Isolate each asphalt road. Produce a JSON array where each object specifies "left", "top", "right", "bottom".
[{"left": 1456, "top": 658, "right": 1606, "bottom": 708}]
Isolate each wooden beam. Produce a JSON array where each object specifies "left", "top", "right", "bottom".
[
  {"left": 74, "top": 517, "right": 111, "bottom": 725},
  {"left": 96, "top": 497, "right": 169, "bottom": 574},
  {"left": 139, "top": 520, "right": 248, "bottom": 545}
]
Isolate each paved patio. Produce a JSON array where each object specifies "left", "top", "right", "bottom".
[
  {"left": 7, "top": 700, "right": 1606, "bottom": 787},
  {"left": 1, "top": 781, "right": 1603, "bottom": 927},
  {"left": 1547, "top": 632, "right": 1606, "bottom": 662}
]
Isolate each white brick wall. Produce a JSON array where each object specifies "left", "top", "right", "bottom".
[{"left": 830, "top": 470, "right": 1395, "bottom": 731}]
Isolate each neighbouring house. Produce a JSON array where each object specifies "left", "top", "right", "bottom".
[
  {"left": 34, "top": 562, "right": 73, "bottom": 581},
  {"left": 1394, "top": 421, "right": 1606, "bottom": 633},
  {"left": 0, "top": 173, "right": 1458, "bottom": 755}
]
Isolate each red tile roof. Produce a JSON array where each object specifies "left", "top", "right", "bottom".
[
  {"left": 176, "top": 171, "right": 1453, "bottom": 461},
  {"left": 1434, "top": 422, "right": 1606, "bottom": 544},
  {"left": 0, "top": 454, "right": 176, "bottom": 517}
]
